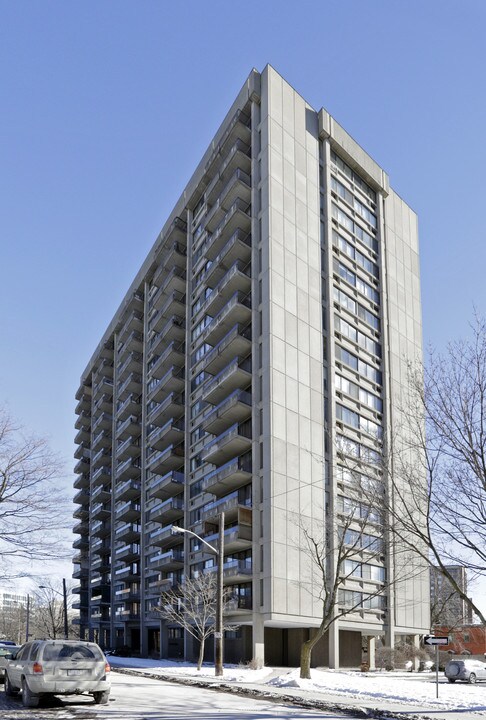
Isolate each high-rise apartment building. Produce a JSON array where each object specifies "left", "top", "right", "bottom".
[
  {"left": 430, "top": 565, "right": 473, "bottom": 626},
  {"left": 73, "top": 66, "right": 430, "bottom": 668}
]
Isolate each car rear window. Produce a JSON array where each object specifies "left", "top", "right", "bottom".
[{"left": 42, "top": 644, "right": 102, "bottom": 662}]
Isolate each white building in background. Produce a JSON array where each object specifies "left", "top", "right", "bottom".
[{"left": 73, "top": 65, "right": 430, "bottom": 668}]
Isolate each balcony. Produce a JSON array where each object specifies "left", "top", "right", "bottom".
[
  {"left": 75, "top": 393, "right": 92, "bottom": 416},
  {"left": 153, "top": 217, "right": 187, "bottom": 264},
  {"left": 148, "top": 524, "right": 184, "bottom": 548},
  {"left": 91, "top": 501, "right": 111, "bottom": 522},
  {"left": 207, "top": 558, "right": 252, "bottom": 584},
  {"left": 148, "top": 495, "right": 184, "bottom": 524},
  {"left": 91, "top": 554, "right": 111, "bottom": 573},
  {"left": 149, "top": 548, "right": 184, "bottom": 571},
  {"left": 74, "top": 456, "right": 90, "bottom": 475},
  {"left": 91, "top": 537, "right": 111, "bottom": 555},
  {"left": 92, "top": 412, "right": 112, "bottom": 432},
  {"left": 114, "top": 587, "right": 141, "bottom": 603},
  {"left": 201, "top": 455, "right": 252, "bottom": 497},
  {"left": 74, "top": 425, "right": 90, "bottom": 445},
  {"left": 114, "top": 522, "right": 141, "bottom": 543},
  {"left": 74, "top": 441, "right": 90, "bottom": 460},
  {"left": 203, "top": 263, "right": 251, "bottom": 319},
  {"left": 114, "top": 478, "right": 141, "bottom": 502},
  {"left": 91, "top": 465, "right": 111, "bottom": 488},
  {"left": 90, "top": 519, "right": 111, "bottom": 538},
  {"left": 115, "top": 414, "right": 141, "bottom": 440},
  {"left": 74, "top": 410, "right": 91, "bottom": 431},
  {"left": 149, "top": 291, "right": 186, "bottom": 332},
  {"left": 74, "top": 472, "right": 90, "bottom": 490},
  {"left": 205, "top": 124, "right": 251, "bottom": 190},
  {"left": 203, "top": 325, "right": 251, "bottom": 377},
  {"left": 205, "top": 199, "right": 251, "bottom": 260},
  {"left": 117, "top": 330, "right": 143, "bottom": 361},
  {"left": 114, "top": 564, "right": 140, "bottom": 582},
  {"left": 93, "top": 377, "right": 114, "bottom": 398},
  {"left": 203, "top": 229, "right": 252, "bottom": 287},
  {"left": 114, "top": 500, "right": 141, "bottom": 523},
  {"left": 117, "top": 372, "right": 142, "bottom": 401},
  {"left": 163, "top": 240, "right": 187, "bottom": 270},
  {"left": 73, "top": 488, "right": 90, "bottom": 506},
  {"left": 202, "top": 389, "right": 252, "bottom": 435},
  {"left": 117, "top": 310, "right": 143, "bottom": 345},
  {"left": 147, "top": 470, "right": 184, "bottom": 500},
  {"left": 91, "top": 485, "right": 111, "bottom": 504},
  {"left": 72, "top": 564, "right": 89, "bottom": 580},
  {"left": 202, "top": 495, "right": 252, "bottom": 525},
  {"left": 203, "top": 358, "right": 251, "bottom": 406},
  {"left": 116, "top": 393, "right": 141, "bottom": 421},
  {"left": 92, "top": 448, "right": 112, "bottom": 469},
  {"left": 73, "top": 536, "right": 89, "bottom": 551},
  {"left": 117, "top": 351, "right": 143, "bottom": 378},
  {"left": 114, "top": 609, "right": 140, "bottom": 622},
  {"left": 202, "top": 422, "right": 252, "bottom": 466},
  {"left": 149, "top": 317, "right": 185, "bottom": 355},
  {"left": 205, "top": 520, "right": 252, "bottom": 553},
  {"left": 114, "top": 543, "right": 140, "bottom": 563},
  {"left": 115, "top": 457, "right": 141, "bottom": 481},
  {"left": 147, "top": 418, "right": 184, "bottom": 450},
  {"left": 147, "top": 391, "right": 184, "bottom": 426},
  {"left": 93, "top": 392, "right": 113, "bottom": 414},
  {"left": 73, "top": 504, "right": 88, "bottom": 520},
  {"left": 148, "top": 341, "right": 185, "bottom": 380},
  {"left": 146, "top": 444, "right": 184, "bottom": 475},
  {"left": 92, "top": 429, "right": 111, "bottom": 450},
  {"left": 116, "top": 435, "right": 140, "bottom": 461},
  {"left": 147, "top": 367, "right": 185, "bottom": 402},
  {"left": 200, "top": 292, "right": 251, "bottom": 347},
  {"left": 149, "top": 267, "right": 186, "bottom": 311}
]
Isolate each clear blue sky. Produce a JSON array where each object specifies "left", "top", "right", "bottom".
[{"left": 1, "top": 1, "right": 485, "bottom": 583}]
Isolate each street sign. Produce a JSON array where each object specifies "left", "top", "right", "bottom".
[{"left": 424, "top": 635, "right": 449, "bottom": 646}]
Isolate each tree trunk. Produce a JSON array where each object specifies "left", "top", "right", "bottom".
[
  {"left": 197, "top": 637, "right": 205, "bottom": 671},
  {"left": 300, "top": 627, "right": 325, "bottom": 679}
]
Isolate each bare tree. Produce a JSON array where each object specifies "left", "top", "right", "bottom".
[
  {"left": 380, "top": 316, "right": 486, "bottom": 626},
  {"left": 0, "top": 408, "right": 70, "bottom": 580},
  {"left": 31, "top": 579, "right": 75, "bottom": 639},
  {"left": 297, "top": 464, "right": 394, "bottom": 679},
  {"left": 156, "top": 573, "right": 234, "bottom": 670}
]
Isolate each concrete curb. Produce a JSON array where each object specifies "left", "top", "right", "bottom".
[{"left": 112, "top": 667, "right": 437, "bottom": 720}]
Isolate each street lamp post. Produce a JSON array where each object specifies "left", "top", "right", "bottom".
[
  {"left": 172, "top": 512, "right": 225, "bottom": 676},
  {"left": 39, "top": 579, "right": 69, "bottom": 640}
]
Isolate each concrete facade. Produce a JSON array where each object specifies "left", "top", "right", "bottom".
[{"left": 73, "top": 65, "right": 430, "bottom": 668}]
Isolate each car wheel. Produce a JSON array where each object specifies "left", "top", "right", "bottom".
[
  {"left": 4, "top": 674, "right": 19, "bottom": 696},
  {"left": 469, "top": 673, "right": 477, "bottom": 685},
  {"left": 22, "top": 678, "right": 40, "bottom": 708},
  {"left": 93, "top": 690, "right": 110, "bottom": 704},
  {"left": 448, "top": 678, "right": 456, "bottom": 683}
]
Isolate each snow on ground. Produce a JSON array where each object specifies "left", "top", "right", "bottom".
[{"left": 108, "top": 656, "right": 486, "bottom": 715}]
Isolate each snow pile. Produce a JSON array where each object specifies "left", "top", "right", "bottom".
[{"left": 108, "top": 655, "right": 273, "bottom": 683}]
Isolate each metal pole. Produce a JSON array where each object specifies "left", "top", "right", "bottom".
[
  {"left": 25, "top": 594, "right": 30, "bottom": 643},
  {"left": 435, "top": 645, "right": 439, "bottom": 698},
  {"left": 215, "top": 512, "right": 224, "bottom": 676},
  {"left": 63, "top": 578, "right": 69, "bottom": 640}
]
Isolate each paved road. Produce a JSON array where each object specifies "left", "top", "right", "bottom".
[{"left": 0, "top": 671, "right": 370, "bottom": 719}]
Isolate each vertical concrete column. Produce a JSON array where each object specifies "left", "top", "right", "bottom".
[
  {"left": 252, "top": 613, "right": 265, "bottom": 667},
  {"left": 412, "top": 634, "right": 420, "bottom": 671},
  {"left": 368, "top": 636, "right": 376, "bottom": 670},
  {"left": 328, "top": 621, "right": 339, "bottom": 669},
  {"left": 385, "top": 626, "right": 395, "bottom": 648}
]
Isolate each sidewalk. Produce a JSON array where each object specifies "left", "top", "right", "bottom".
[{"left": 108, "top": 658, "right": 486, "bottom": 720}]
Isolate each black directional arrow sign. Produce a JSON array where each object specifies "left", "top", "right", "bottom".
[{"left": 424, "top": 635, "right": 449, "bottom": 646}]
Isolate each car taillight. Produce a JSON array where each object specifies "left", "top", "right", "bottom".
[
  {"left": 33, "top": 662, "right": 43, "bottom": 674},
  {"left": 105, "top": 662, "right": 111, "bottom": 673}
]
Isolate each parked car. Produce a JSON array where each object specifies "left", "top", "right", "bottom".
[
  {"left": 4, "top": 639, "right": 110, "bottom": 707},
  {"left": 0, "top": 645, "right": 20, "bottom": 682},
  {"left": 445, "top": 659, "right": 486, "bottom": 684},
  {"left": 0, "top": 641, "right": 17, "bottom": 646}
]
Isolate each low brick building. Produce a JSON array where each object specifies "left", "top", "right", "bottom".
[{"left": 434, "top": 625, "right": 486, "bottom": 657}]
